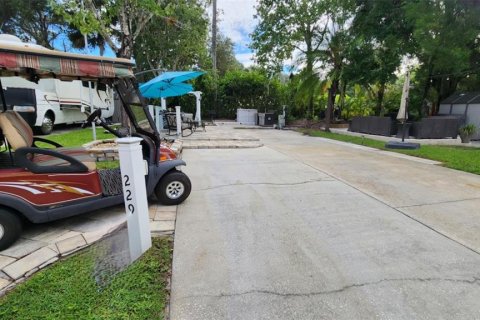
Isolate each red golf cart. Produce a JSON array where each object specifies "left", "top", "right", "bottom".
[{"left": 0, "top": 41, "right": 191, "bottom": 250}]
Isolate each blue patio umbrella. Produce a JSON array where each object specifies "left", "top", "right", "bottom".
[
  {"left": 140, "top": 81, "right": 194, "bottom": 98},
  {"left": 139, "top": 71, "right": 204, "bottom": 98}
]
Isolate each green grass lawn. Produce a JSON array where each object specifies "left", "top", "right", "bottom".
[
  {"left": 35, "top": 128, "right": 119, "bottom": 169},
  {"left": 301, "top": 129, "right": 480, "bottom": 175},
  {"left": 39, "top": 127, "right": 115, "bottom": 148},
  {"left": 0, "top": 237, "right": 172, "bottom": 320}
]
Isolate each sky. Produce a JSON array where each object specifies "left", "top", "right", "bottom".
[{"left": 214, "top": 0, "right": 258, "bottom": 67}]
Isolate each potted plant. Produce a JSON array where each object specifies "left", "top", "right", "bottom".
[{"left": 458, "top": 124, "right": 477, "bottom": 143}]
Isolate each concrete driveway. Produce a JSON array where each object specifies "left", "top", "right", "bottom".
[{"left": 171, "top": 125, "right": 480, "bottom": 319}]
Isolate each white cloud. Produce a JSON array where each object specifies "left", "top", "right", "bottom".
[
  {"left": 235, "top": 52, "right": 255, "bottom": 68},
  {"left": 211, "top": 0, "right": 258, "bottom": 66}
]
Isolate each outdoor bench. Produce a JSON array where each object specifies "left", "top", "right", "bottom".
[{"left": 164, "top": 112, "right": 195, "bottom": 137}]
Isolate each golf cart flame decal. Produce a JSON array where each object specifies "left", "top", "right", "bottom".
[{"left": 0, "top": 181, "right": 94, "bottom": 196}]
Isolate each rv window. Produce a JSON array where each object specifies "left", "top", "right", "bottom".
[
  {"left": 97, "top": 82, "right": 107, "bottom": 91},
  {"left": 82, "top": 81, "right": 90, "bottom": 88},
  {"left": 3, "top": 88, "right": 36, "bottom": 108}
]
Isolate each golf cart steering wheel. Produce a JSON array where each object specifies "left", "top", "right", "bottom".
[{"left": 81, "top": 109, "right": 102, "bottom": 128}]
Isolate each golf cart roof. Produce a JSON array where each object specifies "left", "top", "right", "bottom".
[{"left": 0, "top": 39, "right": 135, "bottom": 82}]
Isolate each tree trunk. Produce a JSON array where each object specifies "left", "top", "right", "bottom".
[
  {"left": 212, "top": 0, "right": 218, "bottom": 121},
  {"left": 421, "top": 59, "right": 434, "bottom": 118},
  {"left": 305, "top": 30, "right": 314, "bottom": 119},
  {"left": 376, "top": 82, "right": 386, "bottom": 116},
  {"left": 339, "top": 80, "right": 347, "bottom": 110},
  {"left": 325, "top": 78, "right": 339, "bottom": 132}
]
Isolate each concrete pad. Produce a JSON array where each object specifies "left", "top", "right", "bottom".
[
  {"left": 154, "top": 210, "right": 176, "bottom": 221},
  {"left": 263, "top": 131, "right": 480, "bottom": 208},
  {"left": 0, "top": 238, "right": 46, "bottom": 259},
  {"left": 3, "top": 247, "right": 57, "bottom": 280},
  {"left": 150, "top": 220, "right": 175, "bottom": 233},
  {"left": 171, "top": 145, "right": 480, "bottom": 319},
  {"left": 399, "top": 198, "right": 480, "bottom": 252},
  {"left": 0, "top": 255, "right": 15, "bottom": 269},
  {"left": 56, "top": 234, "right": 87, "bottom": 255},
  {"left": 156, "top": 205, "right": 178, "bottom": 213}
]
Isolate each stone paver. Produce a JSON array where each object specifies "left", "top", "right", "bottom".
[
  {"left": 29, "top": 228, "right": 73, "bottom": 243},
  {"left": 56, "top": 234, "right": 87, "bottom": 255},
  {"left": 0, "top": 255, "right": 15, "bottom": 269},
  {"left": 0, "top": 278, "right": 11, "bottom": 290},
  {"left": 83, "top": 225, "right": 120, "bottom": 245},
  {"left": 0, "top": 239, "right": 46, "bottom": 259},
  {"left": 3, "top": 247, "right": 57, "bottom": 280}
]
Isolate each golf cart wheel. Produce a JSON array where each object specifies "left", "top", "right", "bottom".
[
  {"left": 155, "top": 170, "right": 191, "bottom": 205},
  {"left": 39, "top": 113, "right": 54, "bottom": 135},
  {"left": 0, "top": 208, "right": 22, "bottom": 251}
]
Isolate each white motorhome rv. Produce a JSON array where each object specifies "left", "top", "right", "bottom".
[
  {"left": 0, "top": 35, "right": 114, "bottom": 134},
  {"left": 1, "top": 77, "right": 114, "bottom": 134}
]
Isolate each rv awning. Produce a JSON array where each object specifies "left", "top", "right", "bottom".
[{"left": 0, "top": 42, "right": 135, "bottom": 81}]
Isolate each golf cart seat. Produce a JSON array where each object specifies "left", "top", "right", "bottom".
[{"left": 0, "top": 111, "right": 96, "bottom": 173}]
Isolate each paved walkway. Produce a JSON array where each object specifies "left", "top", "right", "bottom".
[
  {"left": 171, "top": 124, "right": 480, "bottom": 319},
  {"left": 178, "top": 122, "right": 264, "bottom": 149}
]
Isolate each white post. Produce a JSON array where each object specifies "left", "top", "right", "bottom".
[
  {"left": 158, "top": 98, "right": 166, "bottom": 130},
  {"left": 148, "top": 105, "right": 154, "bottom": 119},
  {"left": 88, "top": 82, "right": 96, "bottom": 140},
  {"left": 117, "top": 137, "right": 152, "bottom": 262},
  {"left": 189, "top": 91, "right": 202, "bottom": 124},
  {"left": 175, "top": 105, "right": 182, "bottom": 136},
  {"left": 154, "top": 106, "right": 160, "bottom": 131}
]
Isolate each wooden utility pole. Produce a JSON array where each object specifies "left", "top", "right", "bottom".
[
  {"left": 212, "top": 0, "right": 217, "bottom": 72},
  {"left": 212, "top": 0, "right": 218, "bottom": 118}
]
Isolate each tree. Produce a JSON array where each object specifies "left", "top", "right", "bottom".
[
  {"left": 54, "top": 0, "right": 167, "bottom": 58},
  {"left": 215, "top": 34, "right": 243, "bottom": 76},
  {"left": 134, "top": 0, "right": 210, "bottom": 73},
  {"left": 220, "top": 69, "right": 285, "bottom": 118},
  {"left": 345, "top": 0, "right": 413, "bottom": 116},
  {"left": 251, "top": 0, "right": 330, "bottom": 117},
  {"left": 405, "top": 0, "right": 480, "bottom": 115},
  {"left": 310, "top": 0, "right": 355, "bottom": 131},
  {"left": 0, "top": 0, "right": 65, "bottom": 49}
]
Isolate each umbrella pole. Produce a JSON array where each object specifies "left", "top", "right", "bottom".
[{"left": 401, "top": 97, "right": 409, "bottom": 142}]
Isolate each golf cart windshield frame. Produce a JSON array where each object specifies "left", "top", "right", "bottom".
[
  {"left": 114, "top": 78, "right": 162, "bottom": 160},
  {"left": 0, "top": 42, "right": 162, "bottom": 162}
]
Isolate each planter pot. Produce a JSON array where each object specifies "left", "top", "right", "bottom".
[{"left": 460, "top": 133, "right": 471, "bottom": 143}]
